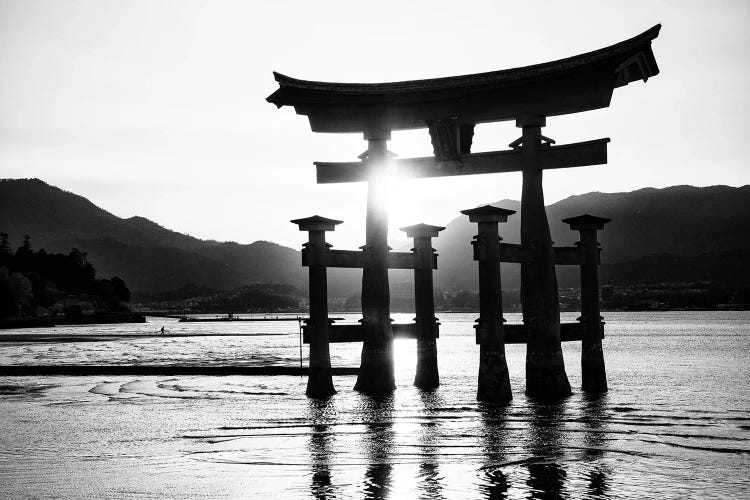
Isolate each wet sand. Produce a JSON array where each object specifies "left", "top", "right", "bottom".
[
  {"left": 0, "top": 365, "right": 358, "bottom": 376},
  {"left": 1, "top": 312, "right": 749, "bottom": 498}
]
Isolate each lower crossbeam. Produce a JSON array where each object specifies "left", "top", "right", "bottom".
[{"left": 302, "top": 321, "right": 602, "bottom": 344}]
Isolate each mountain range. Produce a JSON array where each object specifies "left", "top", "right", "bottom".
[
  {"left": 1, "top": 179, "right": 748, "bottom": 297},
  {"left": 430, "top": 184, "right": 750, "bottom": 291},
  {"left": 0, "top": 179, "right": 306, "bottom": 294}
]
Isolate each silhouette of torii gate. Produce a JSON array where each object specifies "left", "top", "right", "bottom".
[{"left": 268, "top": 25, "right": 661, "bottom": 401}]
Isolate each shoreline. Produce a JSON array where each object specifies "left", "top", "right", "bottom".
[
  {"left": 0, "top": 365, "right": 359, "bottom": 376},
  {"left": 0, "top": 313, "right": 146, "bottom": 330},
  {"left": 0, "top": 333, "right": 289, "bottom": 343}
]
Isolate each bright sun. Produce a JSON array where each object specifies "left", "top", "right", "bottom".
[
  {"left": 368, "top": 159, "right": 417, "bottom": 237},
  {"left": 373, "top": 162, "right": 424, "bottom": 244}
]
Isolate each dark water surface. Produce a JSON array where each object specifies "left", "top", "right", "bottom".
[{"left": 1, "top": 312, "right": 748, "bottom": 498}]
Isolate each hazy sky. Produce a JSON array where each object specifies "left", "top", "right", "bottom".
[{"left": 1, "top": 0, "right": 748, "bottom": 249}]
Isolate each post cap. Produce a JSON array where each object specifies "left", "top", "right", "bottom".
[
  {"left": 290, "top": 215, "right": 343, "bottom": 232},
  {"left": 399, "top": 223, "right": 446, "bottom": 238},
  {"left": 516, "top": 113, "right": 546, "bottom": 128},
  {"left": 460, "top": 205, "right": 516, "bottom": 223},
  {"left": 363, "top": 128, "right": 391, "bottom": 141},
  {"left": 561, "top": 214, "right": 612, "bottom": 231}
]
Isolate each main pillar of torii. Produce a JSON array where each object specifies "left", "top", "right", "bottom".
[
  {"left": 517, "top": 114, "right": 571, "bottom": 397},
  {"left": 355, "top": 129, "right": 396, "bottom": 393},
  {"left": 267, "top": 25, "right": 661, "bottom": 397}
]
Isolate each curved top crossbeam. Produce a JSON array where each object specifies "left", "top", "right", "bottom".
[{"left": 267, "top": 25, "right": 661, "bottom": 133}]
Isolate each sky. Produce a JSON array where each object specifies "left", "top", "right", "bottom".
[{"left": 1, "top": 0, "right": 748, "bottom": 250}]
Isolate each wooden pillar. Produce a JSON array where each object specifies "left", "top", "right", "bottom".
[
  {"left": 517, "top": 114, "right": 572, "bottom": 399},
  {"left": 291, "top": 215, "right": 342, "bottom": 399},
  {"left": 400, "top": 223, "right": 445, "bottom": 390},
  {"left": 461, "top": 205, "right": 515, "bottom": 403},
  {"left": 355, "top": 129, "right": 396, "bottom": 394},
  {"left": 562, "top": 214, "right": 611, "bottom": 394}
]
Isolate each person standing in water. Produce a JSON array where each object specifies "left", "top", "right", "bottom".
[{"left": 160, "top": 326, "right": 165, "bottom": 335}]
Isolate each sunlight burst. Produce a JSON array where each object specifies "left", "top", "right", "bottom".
[{"left": 367, "top": 158, "right": 421, "bottom": 243}]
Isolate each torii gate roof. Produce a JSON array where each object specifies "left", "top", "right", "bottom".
[{"left": 267, "top": 25, "right": 660, "bottom": 133}]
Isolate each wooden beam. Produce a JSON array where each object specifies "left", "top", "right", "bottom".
[
  {"left": 302, "top": 248, "right": 368, "bottom": 268},
  {"left": 303, "top": 322, "right": 439, "bottom": 343},
  {"left": 329, "top": 249, "right": 370, "bottom": 269},
  {"left": 554, "top": 246, "right": 585, "bottom": 265},
  {"left": 477, "top": 243, "right": 585, "bottom": 265},
  {"left": 538, "top": 139, "right": 609, "bottom": 169},
  {"left": 388, "top": 252, "right": 416, "bottom": 269},
  {"left": 497, "top": 243, "right": 533, "bottom": 263},
  {"left": 315, "top": 138, "right": 609, "bottom": 184},
  {"left": 505, "top": 322, "right": 604, "bottom": 344},
  {"left": 303, "top": 321, "right": 601, "bottom": 344},
  {"left": 301, "top": 248, "right": 436, "bottom": 270}
]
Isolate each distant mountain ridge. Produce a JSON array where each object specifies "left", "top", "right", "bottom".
[
  {"left": 0, "top": 179, "right": 307, "bottom": 294},
  {"left": 430, "top": 185, "right": 750, "bottom": 290},
  {"left": 1, "top": 179, "right": 748, "bottom": 295}
]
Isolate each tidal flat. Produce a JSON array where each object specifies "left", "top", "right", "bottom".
[{"left": 1, "top": 312, "right": 749, "bottom": 498}]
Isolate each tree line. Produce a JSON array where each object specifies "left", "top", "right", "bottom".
[
  {"left": 0, "top": 233, "right": 131, "bottom": 317},
  {"left": 137, "top": 282, "right": 300, "bottom": 312}
]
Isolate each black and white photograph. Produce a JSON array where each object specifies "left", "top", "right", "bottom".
[{"left": 1, "top": 1, "right": 748, "bottom": 498}]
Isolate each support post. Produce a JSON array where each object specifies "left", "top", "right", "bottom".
[
  {"left": 291, "top": 215, "right": 342, "bottom": 399},
  {"left": 516, "top": 114, "right": 572, "bottom": 399},
  {"left": 461, "top": 205, "right": 515, "bottom": 403},
  {"left": 355, "top": 129, "right": 396, "bottom": 394},
  {"left": 562, "top": 214, "right": 611, "bottom": 394},
  {"left": 400, "top": 223, "right": 445, "bottom": 390}
]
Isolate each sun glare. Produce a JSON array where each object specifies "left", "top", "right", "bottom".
[{"left": 368, "top": 159, "right": 419, "bottom": 239}]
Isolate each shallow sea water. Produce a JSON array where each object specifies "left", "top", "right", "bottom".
[{"left": 1, "top": 311, "right": 749, "bottom": 498}]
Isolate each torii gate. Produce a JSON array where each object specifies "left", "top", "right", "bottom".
[{"left": 269, "top": 25, "right": 661, "bottom": 400}]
